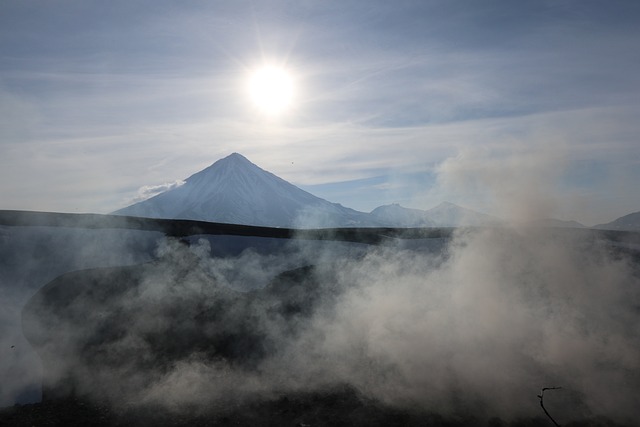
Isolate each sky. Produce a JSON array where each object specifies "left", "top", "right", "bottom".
[{"left": 1, "top": 0, "right": 639, "bottom": 225}]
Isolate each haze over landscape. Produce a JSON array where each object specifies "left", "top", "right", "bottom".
[{"left": 1, "top": 1, "right": 640, "bottom": 426}]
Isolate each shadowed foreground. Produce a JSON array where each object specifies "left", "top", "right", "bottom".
[{"left": 0, "top": 390, "right": 627, "bottom": 427}]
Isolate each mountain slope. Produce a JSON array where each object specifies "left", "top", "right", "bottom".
[
  {"left": 113, "top": 153, "right": 370, "bottom": 228},
  {"left": 594, "top": 211, "right": 640, "bottom": 231}
]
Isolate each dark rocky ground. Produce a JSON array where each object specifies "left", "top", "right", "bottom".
[{"left": 0, "top": 387, "right": 628, "bottom": 427}]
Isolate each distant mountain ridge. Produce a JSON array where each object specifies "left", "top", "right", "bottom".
[
  {"left": 594, "top": 211, "right": 640, "bottom": 231},
  {"left": 369, "top": 204, "right": 435, "bottom": 227},
  {"left": 370, "top": 202, "right": 500, "bottom": 227},
  {"left": 528, "top": 218, "right": 585, "bottom": 228},
  {"left": 423, "top": 201, "right": 502, "bottom": 227},
  {"left": 115, "top": 153, "right": 592, "bottom": 229}
]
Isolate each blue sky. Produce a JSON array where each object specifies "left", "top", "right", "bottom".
[{"left": 1, "top": 0, "right": 639, "bottom": 225}]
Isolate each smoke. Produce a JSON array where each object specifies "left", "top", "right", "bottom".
[
  {"left": 286, "top": 228, "right": 639, "bottom": 420},
  {"left": 432, "top": 144, "right": 569, "bottom": 224},
  {"left": 0, "top": 226, "right": 162, "bottom": 406},
  {"left": 17, "top": 226, "right": 640, "bottom": 423}
]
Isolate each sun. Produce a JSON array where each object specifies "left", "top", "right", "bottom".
[{"left": 247, "top": 65, "right": 295, "bottom": 116}]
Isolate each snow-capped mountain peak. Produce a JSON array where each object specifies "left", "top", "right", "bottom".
[{"left": 113, "top": 153, "right": 370, "bottom": 228}]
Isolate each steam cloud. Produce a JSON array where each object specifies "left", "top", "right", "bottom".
[
  {"left": 432, "top": 144, "right": 570, "bottom": 224},
  {"left": 19, "top": 228, "right": 640, "bottom": 424}
]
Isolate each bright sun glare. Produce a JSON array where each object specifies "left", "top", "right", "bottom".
[{"left": 248, "top": 65, "right": 294, "bottom": 116}]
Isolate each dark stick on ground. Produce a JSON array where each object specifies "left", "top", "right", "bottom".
[{"left": 538, "top": 387, "right": 562, "bottom": 427}]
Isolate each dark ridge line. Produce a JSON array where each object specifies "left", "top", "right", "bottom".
[
  {"left": 1, "top": 210, "right": 639, "bottom": 246},
  {"left": 0, "top": 210, "right": 453, "bottom": 244}
]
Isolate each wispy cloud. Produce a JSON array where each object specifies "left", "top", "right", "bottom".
[{"left": 131, "top": 180, "right": 185, "bottom": 204}]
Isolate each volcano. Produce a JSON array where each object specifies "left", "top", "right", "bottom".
[{"left": 113, "top": 153, "right": 370, "bottom": 228}]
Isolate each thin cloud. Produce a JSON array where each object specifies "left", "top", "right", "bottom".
[{"left": 131, "top": 180, "right": 186, "bottom": 203}]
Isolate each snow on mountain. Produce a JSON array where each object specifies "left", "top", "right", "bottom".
[
  {"left": 113, "top": 153, "right": 371, "bottom": 228},
  {"left": 593, "top": 211, "right": 640, "bottom": 231}
]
